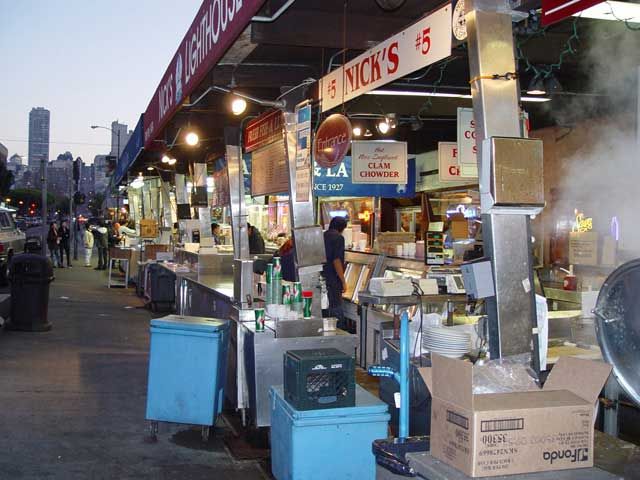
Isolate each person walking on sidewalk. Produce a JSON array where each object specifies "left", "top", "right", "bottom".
[
  {"left": 59, "top": 220, "right": 72, "bottom": 268},
  {"left": 83, "top": 223, "right": 94, "bottom": 267},
  {"left": 46, "top": 222, "right": 60, "bottom": 268}
]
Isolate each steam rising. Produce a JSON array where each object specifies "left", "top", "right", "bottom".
[{"left": 547, "top": 20, "right": 640, "bottom": 257}]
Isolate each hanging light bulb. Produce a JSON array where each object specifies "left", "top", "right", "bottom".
[
  {"left": 161, "top": 155, "right": 170, "bottom": 164},
  {"left": 526, "top": 75, "right": 546, "bottom": 95},
  {"left": 545, "top": 74, "right": 563, "bottom": 95},
  {"left": 352, "top": 126, "right": 362, "bottom": 137},
  {"left": 185, "top": 131, "right": 199, "bottom": 146},
  {"left": 377, "top": 120, "right": 391, "bottom": 135},
  {"left": 167, "top": 158, "right": 177, "bottom": 166},
  {"left": 231, "top": 96, "right": 247, "bottom": 115}
]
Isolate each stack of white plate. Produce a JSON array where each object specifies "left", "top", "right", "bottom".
[{"left": 423, "top": 326, "right": 471, "bottom": 358}]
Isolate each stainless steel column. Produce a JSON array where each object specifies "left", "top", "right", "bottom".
[
  {"left": 466, "top": 1, "right": 536, "bottom": 357},
  {"left": 284, "top": 111, "right": 326, "bottom": 318},
  {"left": 225, "top": 127, "right": 252, "bottom": 307}
]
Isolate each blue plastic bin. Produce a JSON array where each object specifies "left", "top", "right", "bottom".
[
  {"left": 145, "top": 315, "right": 229, "bottom": 426},
  {"left": 270, "top": 384, "right": 390, "bottom": 480}
]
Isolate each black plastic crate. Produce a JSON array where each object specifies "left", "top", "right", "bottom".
[{"left": 284, "top": 348, "right": 355, "bottom": 410}]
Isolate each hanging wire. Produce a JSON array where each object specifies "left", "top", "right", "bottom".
[
  {"left": 417, "top": 57, "right": 459, "bottom": 119},
  {"left": 515, "top": 15, "right": 580, "bottom": 80},
  {"left": 602, "top": 0, "right": 640, "bottom": 31},
  {"left": 341, "top": 1, "right": 348, "bottom": 114}
]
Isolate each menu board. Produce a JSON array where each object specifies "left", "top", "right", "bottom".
[
  {"left": 251, "top": 139, "right": 289, "bottom": 196},
  {"left": 569, "top": 231, "right": 599, "bottom": 266}
]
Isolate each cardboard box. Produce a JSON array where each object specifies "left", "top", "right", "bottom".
[
  {"left": 569, "top": 231, "right": 599, "bottom": 266},
  {"left": 419, "top": 355, "right": 611, "bottom": 478},
  {"left": 140, "top": 219, "right": 158, "bottom": 239}
]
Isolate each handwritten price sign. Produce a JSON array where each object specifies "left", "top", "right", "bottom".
[{"left": 321, "top": 5, "right": 452, "bottom": 112}]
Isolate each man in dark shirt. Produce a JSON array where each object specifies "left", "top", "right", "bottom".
[
  {"left": 323, "top": 216, "right": 348, "bottom": 329},
  {"left": 248, "top": 223, "right": 266, "bottom": 254}
]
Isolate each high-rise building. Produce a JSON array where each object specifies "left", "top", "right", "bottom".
[
  {"left": 28, "top": 107, "right": 50, "bottom": 169},
  {"left": 79, "top": 162, "right": 95, "bottom": 196},
  {"left": 94, "top": 154, "right": 108, "bottom": 194},
  {"left": 0, "top": 143, "right": 7, "bottom": 165},
  {"left": 47, "top": 151, "right": 74, "bottom": 197},
  {"left": 8, "top": 154, "right": 23, "bottom": 169},
  {"left": 110, "top": 121, "right": 131, "bottom": 158}
]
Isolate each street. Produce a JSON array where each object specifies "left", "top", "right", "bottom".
[{"left": 0, "top": 260, "right": 266, "bottom": 479}]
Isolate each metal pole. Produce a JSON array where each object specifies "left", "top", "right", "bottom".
[
  {"left": 40, "top": 156, "right": 47, "bottom": 256},
  {"left": 398, "top": 310, "right": 410, "bottom": 440},
  {"left": 72, "top": 165, "right": 78, "bottom": 261},
  {"left": 116, "top": 129, "right": 121, "bottom": 216},
  {"left": 466, "top": 0, "right": 537, "bottom": 358}
]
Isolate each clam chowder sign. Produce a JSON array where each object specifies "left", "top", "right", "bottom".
[{"left": 352, "top": 141, "right": 407, "bottom": 184}]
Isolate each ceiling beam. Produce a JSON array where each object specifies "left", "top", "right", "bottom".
[{"left": 251, "top": 10, "right": 416, "bottom": 50}]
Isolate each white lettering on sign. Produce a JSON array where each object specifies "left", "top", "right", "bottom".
[
  {"left": 184, "top": 0, "right": 244, "bottom": 87},
  {"left": 457, "top": 107, "right": 477, "bottom": 166},
  {"left": 439, "top": 141, "right": 474, "bottom": 182},
  {"left": 320, "top": 5, "right": 452, "bottom": 112},
  {"left": 352, "top": 141, "right": 407, "bottom": 184}
]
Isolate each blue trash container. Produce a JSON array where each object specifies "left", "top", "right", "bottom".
[
  {"left": 145, "top": 315, "right": 229, "bottom": 427},
  {"left": 270, "top": 384, "right": 390, "bottom": 480}
]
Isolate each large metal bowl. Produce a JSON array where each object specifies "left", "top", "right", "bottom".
[{"left": 594, "top": 258, "right": 640, "bottom": 406}]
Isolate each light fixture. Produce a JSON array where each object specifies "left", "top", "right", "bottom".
[
  {"left": 386, "top": 113, "right": 397, "bottom": 129},
  {"left": 231, "top": 96, "right": 247, "bottom": 115},
  {"left": 167, "top": 158, "right": 177, "bottom": 166},
  {"left": 131, "top": 174, "right": 144, "bottom": 189},
  {"left": 147, "top": 166, "right": 154, "bottom": 171},
  {"left": 185, "top": 131, "right": 199, "bottom": 146},
  {"left": 545, "top": 75, "right": 563, "bottom": 95},
  {"left": 206, "top": 176, "right": 214, "bottom": 193},
  {"left": 377, "top": 120, "right": 391, "bottom": 135},
  {"left": 353, "top": 126, "right": 362, "bottom": 137},
  {"left": 364, "top": 129, "right": 373, "bottom": 137},
  {"left": 573, "top": 1, "right": 640, "bottom": 23},
  {"left": 161, "top": 155, "right": 171, "bottom": 163},
  {"left": 365, "top": 89, "right": 551, "bottom": 103},
  {"left": 526, "top": 75, "right": 547, "bottom": 95}
]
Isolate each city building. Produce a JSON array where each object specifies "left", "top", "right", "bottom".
[
  {"left": 0, "top": 143, "right": 7, "bottom": 165},
  {"left": 46, "top": 152, "right": 74, "bottom": 198},
  {"left": 110, "top": 121, "right": 131, "bottom": 158},
  {"left": 8, "top": 154, "right": 23, "bottom": 169},
  {"left": 94, "top": 154, "right": 108, "bottom": 194},
  {"left": 80, "top": 162, "right": 95, "bottom": 197},
  {"left": 28, "top": 107, "right": 50, "bottom": 169}
]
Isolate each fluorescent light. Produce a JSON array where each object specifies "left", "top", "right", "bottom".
[
  {"left": 365, "top": 90, "right": 472, "bottom": 99},
  {"left": 365, "top": 89, "right": 550, "bottom": 103},
  {"left": 574, "top": 1, "right": 640, "bottom": 23}
]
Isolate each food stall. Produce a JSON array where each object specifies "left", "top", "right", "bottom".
[{"left": 110, "top": 0, "right": 640, "bottom": 475}]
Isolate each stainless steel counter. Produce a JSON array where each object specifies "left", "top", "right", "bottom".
[
  {"left": 157, "top": 263, "right": 235, "bottom": 317},
  {"left": 237, "top": 314, "right": 358, "bottom": 428}
]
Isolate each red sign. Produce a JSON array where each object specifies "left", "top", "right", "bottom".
[
  {"left": 143, "top": 0, "right": 266, "bottom": 148},
  {"left": 541, "top": 0, "right": 603, "bottom": 25},
  {"left": 243, "top": 110, "right": 284, "bottom": 153},
  {"left": 313, "top": 114, "right": 352, "bottom": 169}
]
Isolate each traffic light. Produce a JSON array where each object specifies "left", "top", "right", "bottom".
[{"left": 73, "top": 192, "right": 86, "bottom": 205}]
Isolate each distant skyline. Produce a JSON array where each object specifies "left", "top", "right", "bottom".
[{"left": 0, "top": 0, "right": 201, "bottom": 164}]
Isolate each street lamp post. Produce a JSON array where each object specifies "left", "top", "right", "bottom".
[{"left": 91, "top": 124, "right": 122, "bottom": 218}]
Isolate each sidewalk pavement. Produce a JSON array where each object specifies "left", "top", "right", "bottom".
[{"left": 0, "top": 259, "right": 267, "bottom": 479}]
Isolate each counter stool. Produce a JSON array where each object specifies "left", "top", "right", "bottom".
[{"left": 108, "top": 258, "right": 129, "bottom": 288}]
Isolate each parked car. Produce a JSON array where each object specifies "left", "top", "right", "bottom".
[{"left": 0, "top": 208, "right": 26, "bottom": 284}]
